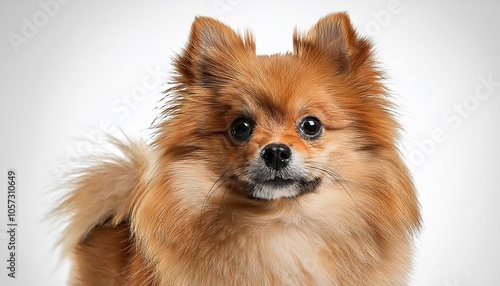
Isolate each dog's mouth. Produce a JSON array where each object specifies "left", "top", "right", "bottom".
[
  {"left": 243, "top": 177, "right": 322, "bottom": 200},
  {"left": 261, "top": 178, "right": 295, "bottom": 188}
]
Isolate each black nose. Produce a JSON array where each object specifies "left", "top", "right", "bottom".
[{"left": 261, "top": 143, "right": 291, "bottom": 170}]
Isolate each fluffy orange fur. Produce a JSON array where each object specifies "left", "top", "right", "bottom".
[{"left": 55, "top": 13, "right": 421, "bottom": 285}]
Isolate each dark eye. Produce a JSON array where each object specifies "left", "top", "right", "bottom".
[
  {"left": 230, "top": 118, "right": 253, "bottom": 142},
  {"left": 298, "top": 116, "right": 322, "bottom": 140}
]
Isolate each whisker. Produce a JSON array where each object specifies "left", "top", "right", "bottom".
[
  {"left": 216, "top": 180, "right": 235, "bottom": 223},
  {"left": 307, "top": 163, "right": 358, "bottom": 207},
  {"left": 199, "top": 168, "right": 231, "bottom": 227},
  {"left": 199, "top": 165, "right": 248, "bottom": 227}
]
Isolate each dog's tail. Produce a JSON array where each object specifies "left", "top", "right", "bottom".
[{"left": 53, "top": 137, "right": 151, "bottom": 257}]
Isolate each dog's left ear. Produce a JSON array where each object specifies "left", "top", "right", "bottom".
[
  {"left": 175, "top": 16, "right": 255, "bottom": 90},
  {"left": 294, "top": 12, "right": 369, "bottom": 74}
]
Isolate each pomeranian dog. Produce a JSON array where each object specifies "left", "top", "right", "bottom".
[{"left": 55, "top": 12, "right": 420, "bottom": 285}]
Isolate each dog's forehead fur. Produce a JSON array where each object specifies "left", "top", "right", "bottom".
[{"left": 214, "top": 54, "right": 345, "bottom": 128}]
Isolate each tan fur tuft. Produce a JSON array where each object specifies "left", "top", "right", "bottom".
[{"left": 53, "top": 138, "right": 150, "bottom": 257}]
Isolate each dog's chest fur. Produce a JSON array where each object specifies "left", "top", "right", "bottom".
[{"left": 160, "top": 223, "right": 334, "bottom": 285}]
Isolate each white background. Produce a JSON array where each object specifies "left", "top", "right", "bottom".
[{"left": 1, "top": 1, "right": 499, "bottom": 285}]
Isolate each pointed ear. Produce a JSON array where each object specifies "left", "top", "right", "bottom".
[
  {"left": 294, "top": 12, "right": 365, "bottom": 74},
  {"left": 174, "top": 16, "right": 255, "bottom": 90}
]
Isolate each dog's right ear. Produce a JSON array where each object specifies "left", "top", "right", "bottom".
[{"left": 174, "top": 16, "right": 255, "bottom": 90}]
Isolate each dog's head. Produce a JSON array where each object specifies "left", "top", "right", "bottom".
[{"left": 155, "top": 14, "right": 409, "bottom": 207}]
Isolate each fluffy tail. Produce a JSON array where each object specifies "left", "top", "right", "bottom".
[{"left": 53, "top": 137, "right": 150, "bottom": 257}]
